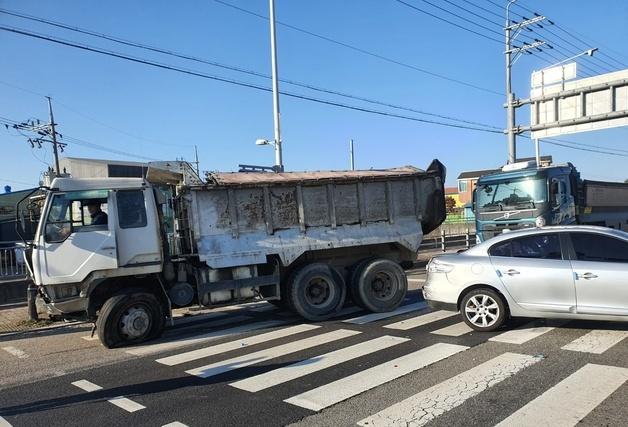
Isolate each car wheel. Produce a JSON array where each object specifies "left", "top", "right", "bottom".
[
  {"left": 351, "top": 258, "right": 407, "bottom": 313},
  {"left": 461, "top": 288, "right": 507, "bottom": 332},
  {"left": 287, "top": 263, "right": 346, "bottom": 321}
]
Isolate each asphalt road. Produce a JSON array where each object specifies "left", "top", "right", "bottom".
[{"left": 1, "top": 270, "right": 627, "bottom": 427}]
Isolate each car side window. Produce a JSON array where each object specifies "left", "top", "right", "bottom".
[
  {"left": 489, "top": 234, "right": 561, "bottom": 260},
  {"left": 571, "top": 233, "right": 628, "bottom": 263}
]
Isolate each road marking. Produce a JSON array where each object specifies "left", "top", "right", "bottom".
[
  {"left": 157, "top": 324, "right": 320, "bottom": 366},
  {"left": 0, "top": 416, "right": 13, "bottom": 426},
  {"left": 343, "top": 302, "right": 428, "bottom": 325},
  {"left": 81, "top": 336, "right": 99, "bottom": 341},
  {"left": 230, "top": 335, "right": 409, "bottom": 392},
  {"left": 496, "top": 363, "right": 628, "bottom": 427},
  {"left": 71, "top": 379, "right": 103, "bottom": 392},
  {"left": 489, "top": 322, "right": 554, "bottom": 344},
  {"left": 186, "top": 329, "right": 361, "bottom": 379},
  {"left": 358, "top": 352, "right": 541, "bottom": 427},
  {"left": 107, "top": 396, "right": 146, "bottom": 413},
  {"left": 431, "top": 321, "right": 473, "bottom": 337},
  {"left": 562, "top": 330, "right": 628, "bottom": 354},
  {"left": 284, "top": 342, "right": 468, "bottom": 411},
  {"left": 126, "top": 319, "right": 285, "bottom": 356},
  {"left": 162, "top": 423, "right": 188, "bottom": 427},
  {"left": 1, "top": 346, "right": 29, "bottom": 359},
  {"left": 384, "top": 310, "right": 458, "bottom": 330}
]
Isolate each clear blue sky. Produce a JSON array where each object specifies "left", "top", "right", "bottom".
[{"left": 1, "top": 0, "right": 627, "bottom": 190}]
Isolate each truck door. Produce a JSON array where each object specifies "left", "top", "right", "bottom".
[
  {"left": 489, "top": 233, "right": 576, "bottom": 313},
  {"left": 40, "top": 190, "right": 118, "bottom": 284},
  {"left": 568, "top": 232, "right": 628, "bottom": 316},
  {"left": 550, "top": 176, "right": 576, "bottom": 224}
]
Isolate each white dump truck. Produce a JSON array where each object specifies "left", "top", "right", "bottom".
[{"left": 23, "top": 160, "right": 446, "bottom": 347}]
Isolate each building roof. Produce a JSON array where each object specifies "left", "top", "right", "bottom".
[
  {"left": 456, "top": 156, "right": 552, "bottom": 180},
  {"left": 444, "top": 186, "right": 458, "bottom": 195}
]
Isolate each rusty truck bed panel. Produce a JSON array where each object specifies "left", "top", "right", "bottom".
[{"left": 189, "top": 161, "right": 446, "bottom": 268}]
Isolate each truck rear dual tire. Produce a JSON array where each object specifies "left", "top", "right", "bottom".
[
  {"left": 350, "top": 258, "right": 407, "bottom": 313},
  {"left": 287, "top": 263, "right": 346, "bottom": 321},
  {"left": 97, "top": 290, "right": 165, "bottom": 349}
]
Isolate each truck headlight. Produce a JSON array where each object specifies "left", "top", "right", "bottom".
[
  {"left": 427, "top": 259, "right": 454, "bottom": 273},
  {"left": 535, "top": 216, "right": 546, "bottom": 227}
]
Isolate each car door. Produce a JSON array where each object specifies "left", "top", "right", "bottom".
[
  {"left": 568, "top": 232, "right": 628, "bottom": 316},
  {"left": 489, "top": 233, "right": 576, "bottom": 313}
]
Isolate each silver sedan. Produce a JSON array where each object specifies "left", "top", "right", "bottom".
[{"left": 422, "top": 225, "right": 628, "bottom": 331}]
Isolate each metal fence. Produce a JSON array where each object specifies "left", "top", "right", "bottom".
[
  {"left": 421, "top": 227, "right": 477, "bottom": 252},
  {"left": 0, "top": 244, "right": 27, "bottom": 281}
]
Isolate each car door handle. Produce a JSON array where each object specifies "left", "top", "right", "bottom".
[
  {"left": 101, "top": 246, "right": 116, "bottom": 250},
  {"left": 577, "top": 272, "right": 598, "bottom": 280},
  {"left": 504, "top": 269, "right": 520, "bottom": 276}
]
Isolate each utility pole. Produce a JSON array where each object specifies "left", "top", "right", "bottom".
[
  {"left": 194, "top": 145, "right": 200, "bottom": 177},
  {"left": 47, "top": 97, "right": 61, "bottom": 176},
  {"left": 349, "top": 139, "right": 355, "bottom": 170},
  {"left": 504, "top": 0, "right": 546, "bottom": 164},
  {"left": 268, "top": 0, "right": 283, "bottom": 172}
]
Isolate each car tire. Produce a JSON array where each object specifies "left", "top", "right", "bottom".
[
  {"left": 460, "top": 288, "right": 507, "bottom": 332},
  {"left": 351, "top": 258, "right": 407, "bottom": 313},
  {"left": 287, "top": 263, "right": 346, "bottom": 321},
  {"left": 97, "top": 290, "right": 165, "bottom": 348}
]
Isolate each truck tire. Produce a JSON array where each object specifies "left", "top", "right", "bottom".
[
  {"left": 351, "top": 258, "right": 407, "bottom": 313},
  {"left": 287, "top": 263, "right": 346, "bottom": 321},
  {"left": 349, "top": 258, "right": 376, "bottom": 308},
  {"left": 96, "top": 290, "right": 165, "bottom": 348}
]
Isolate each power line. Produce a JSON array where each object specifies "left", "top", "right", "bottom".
[
  {"left": 0, "top": 25, "right": 504, "bottom": 134},
  {"left": 0, "top": 8, "right": 503, "bottom": 128},
  {"left": 212, "top": 0, "right": 503, "bottom": 96}
]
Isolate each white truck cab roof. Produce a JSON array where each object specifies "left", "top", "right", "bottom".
[{"left": 49, "top": 177, "right": 148, "bottom": 192}]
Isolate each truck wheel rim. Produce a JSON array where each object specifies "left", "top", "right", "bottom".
[
  {"left": 120, "top": 304, "right": 152, "bottom": 339},
  {"left": 368, "top": 271, "right": 397, "bottom": 301},
  {"left": 305, "top": 276, "right": 335, "bottom": 308},
  {"left": 465, "top": 295, "right": 499, "bottom": 328}
]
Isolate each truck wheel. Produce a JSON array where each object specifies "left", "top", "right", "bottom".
[
  {"left": 352, "top": 259, "right": 407, "bottom": 313},
  {"left": 287, "top": 263, "right": 346, "bottom": 321},
  {"left": 97, "top": 291, "right": 165, "bottom": 348},
  {"left": 460, "top": 288, "right": 507, "bottom": 332},
  {"left": 349, "top": 258, "right": 375, "bottom": 308}
]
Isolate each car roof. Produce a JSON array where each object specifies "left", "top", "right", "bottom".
[{"left": 466, "top": 225, "right": 628, "bottom": 255}]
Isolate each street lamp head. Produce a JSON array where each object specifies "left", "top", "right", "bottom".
[
  {"left": 255, "top": 138, "right": 270, "bottom": 146},
  {"left": 586, "top": 48, "right": 598, "bottom": 57}
]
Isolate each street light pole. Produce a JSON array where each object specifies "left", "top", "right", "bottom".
[
  {"left": 505, "top": 0, "right": 516, "bottom": 164},
  {"left": 47, "top": 96, "right": 61, "bottom": 176},
  {"left": 268, "top": 0, "right": 283, "bottom": 172}
]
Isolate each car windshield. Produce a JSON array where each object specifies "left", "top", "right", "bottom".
[{"left": 477, "top": 177, "right": 546, "bottom": 211}]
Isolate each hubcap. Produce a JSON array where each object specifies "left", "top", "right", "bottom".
[
  {"left": 120, "top": 305, "right": 151, "bottom": 339},
  {"left": 369, "top": 271, "right": 396, "bottom": 301},
  {"left": 305, "top": 276, "right": 335, "bottom": 308},
  {"left": 465, "top": 294, "right": 499, "bottom": 328}
]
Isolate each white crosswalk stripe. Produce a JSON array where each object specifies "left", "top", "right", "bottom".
[
  {"left": 384, "top": 310, "right": 458, "bottom": 331},
  {"left": 71, "top": 379, "right": 103, "bottom": 392},
  {"left": 157, "top": 324, "right": 320, "bottom": 366},
  {"left": 126, "top": 319, "right": 285, "bottom": 356},
  {"left": 489, "top": 322, "right": 555, "bottom": 344},
  {"left": 107, "top": 396, "right": 146, "bottom": 413},
  {"left": 496, "top": 363, "right": 628, "bottom": 427},
  {"left": 186, "top": 329, "right": 361, "bottom": 379},
  {"left": 230, "top": 335, "right": 409, "bottom": 392},
  {"left": 561, "top": 330, "right": 628, "bottom": 354},
  {"left": 284, "top": 342, "right": 468, "bottom": 411},
  {"left": 343, "top": 302, "right": 428, "bottom": 325},
  {"left": 0, "top": 416, "right": 12, "bottom": 427},
  {"left": 358, "top": 352, "right": 541, "bottom": 427},
  {"left": 430, "top": 321, "right": 473, "bottom": 337}
]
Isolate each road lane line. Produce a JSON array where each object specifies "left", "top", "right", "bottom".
[
  {"left": 284, "top": 342, "right": 469, "bottom": 412},
  {"left": 358, "top": 352, "right": 541, "bottom": 427},
  {"left": 186, "top": 329, "right": 361, "bottom": 379},
  {"left": 489, "top": 322, "right": 554, "bottom": 344},
  {"left": 496, "top": 363, "right": 628, "bottom": 427},
  {"left": 343, "top": 302, "right": 428, "bottom": 325},
  {"left": 107, "top": 396, "right": 146, "bottom": 413},
  {"left": 561, "top": 330, "right": 628, "bottom": 354},
  {"left": 0, "top": 416, "right": 13, "bottom": 426},
  {"left": 157, "top": 324, "right": 321, "bottom": 366},
  {"left": 1, "top": 346, "right": 29, "bottom": 359},
  {"left": 431, "top": 321, "right": 473, "bottom": 337},
  {"left": 71, "top": 379, "right": 103, "bottom": 392},
  {"left": 230, "top": 335, "right": 409, "bottom": 392},
  {"left": 384, "top": 310, "right": 458, "bottom": 330},
  {"left": 126, "top": 319, "right": 286, "bottom": 356},
  {"left": 162, "top": 423, "right": 188, "bottom": 427}
]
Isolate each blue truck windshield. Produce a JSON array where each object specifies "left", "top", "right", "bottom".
[{"left": 477, "top": 177, "right": 546, "bottom": 211}]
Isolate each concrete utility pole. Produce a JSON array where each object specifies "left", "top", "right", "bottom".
[
  {"left": 47, "top": 96, "right": 61, "bottom": 176},
  {"left": 268, "top": 0, "right": 283, "bottom": 172},
  {"left": 504, "top": 0, "right": 546, "bottom": 164},
  {"left": 349, "top": 139, "right": 355, "bottom": 170}
]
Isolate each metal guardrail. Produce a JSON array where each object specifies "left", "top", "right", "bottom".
[
  {"left": 0, "top": 245, "right": 27, "bottom": 281},
  {"left": 420, "top": 228, "right": 477, "bottom": 252}
]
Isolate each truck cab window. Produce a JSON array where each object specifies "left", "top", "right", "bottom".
[
  {"left": 44, "top": 190, "right": 109, "bottom": 243},
  {"left": 117, "top": 190, "right": 147, "bottom": 229}
]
